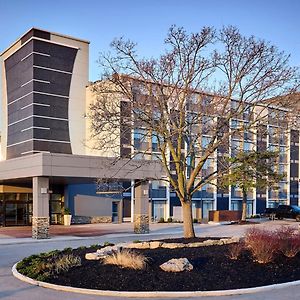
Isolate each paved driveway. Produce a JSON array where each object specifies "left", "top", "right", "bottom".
[{"left": 0, "top": 221, "right": 300, "bottom": 300}]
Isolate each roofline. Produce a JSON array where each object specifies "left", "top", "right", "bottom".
[
  {"left": 1, "top": 27, "right": 90, "bottom": 57},
  {"left": 88, "top": 75, "right": 292, "bottom": 112}
]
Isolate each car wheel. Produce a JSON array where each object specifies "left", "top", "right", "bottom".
[{"left": 296, "top": 215, "right": 300, "bottom": 222}]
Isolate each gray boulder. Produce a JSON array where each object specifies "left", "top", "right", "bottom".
[{"left": 160, "top": 258, "right": 193, "bottom": 272}]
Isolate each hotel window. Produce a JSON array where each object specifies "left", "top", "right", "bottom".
[
  {"left": 150, "top": 181, "right": 167, "bottom": 199},
  {"left": 134, "top": 128, "right": 148, "bottom": 151},
  {"left": 243, "top": 141, "right": 253, "bottom": 152},
  {"left": 201, "top": 136, "right": 211, "bottom": 151}
]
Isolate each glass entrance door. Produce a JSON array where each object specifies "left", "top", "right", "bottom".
[
  {"left": 112, "top": 202, "right": 119, "bottom": 222},
  {"left": 4, "top": 202, "right": 31, "bottom": 226}
]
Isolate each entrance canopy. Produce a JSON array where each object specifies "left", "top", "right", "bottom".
[
  {"left": 0, "top": 153, "right": 164, "bottom": 238},
  {"left": 0, "top": 153, "right": 164, "bottom": 184}
]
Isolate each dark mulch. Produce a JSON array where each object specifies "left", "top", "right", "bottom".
[
  {"left": 43, "top": 240, "right": 300, "bottom": 292},
  {"left": 226, "top": 220, "right": 261, "bottom": 225}
]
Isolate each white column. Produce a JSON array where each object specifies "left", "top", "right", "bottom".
[{"left": 130, "top": 179, "right": 135, "bottom": 222}]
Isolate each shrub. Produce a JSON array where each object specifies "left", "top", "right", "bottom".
[
  {"left": 250, "top": 214, "right": 261, "bottom": 219},
  {"left": 103, "top": 241, "right": 114, "bottom": 247},
  {"left": 167, "top": 217, "right": 173, "bottom": 223},
  {"left": 64, "top": 207, "right": 71, "bottom": 215},
  {"left": 227, "top": 242, "right": 245, "bottom": 260},
  {"left": 17, "top": 253, "right": 81, "bottom": 280},
  {"left": 63, "top": 247, "right": 72, "bottom": 253},
  {"left": 276, "top": 226, "right": 300, "bottom": 258},
  {"left": 244, "top": 227, "right": 279, "bottom": 264},
  {"left": 77, "top": 246, "right": 87, "bottom": 250},
  {"left": 282, "top": 235, "right": 300, "bottom": 258},
  {"left": 103, "top": 249, "right": 147, "bottom": 270},
  {"left": 158, "top": 217, "right": 165, "bottom": 223},
  {"left": 193, "top": 218, "right": 198, "bottom": 223}
]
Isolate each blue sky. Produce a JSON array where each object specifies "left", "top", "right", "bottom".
[{"left": 0, "top": 0, "right": 300, "bottom": 81}]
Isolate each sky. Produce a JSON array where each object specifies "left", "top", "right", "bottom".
[{"left": 0, "top": 0, "right": 300, "bottom": 82}]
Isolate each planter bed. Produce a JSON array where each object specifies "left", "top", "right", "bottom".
[{"left": 16, "top": 237, "right": 300, "bottom": 292}]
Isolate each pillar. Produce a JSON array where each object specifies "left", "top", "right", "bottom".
[
  {"left": 32, "top": 177, "right": 50, "bottom": 239},
  {"left": 118, "top": 199, "right": 123, "bottom": 224},
  {"left": 134, "top": 181, "right": 150, "bottom": 234}
]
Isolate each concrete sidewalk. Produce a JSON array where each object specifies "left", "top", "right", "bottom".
[
  {"left": 0, "top": 223, "right": 183, "bottom": 244},
  {"left": 0, "top": 221, "right": 300, "bottom": 299}
]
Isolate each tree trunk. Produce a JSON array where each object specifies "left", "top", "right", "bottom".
[
  {"left": 182, "top": 201, "right": 196, "bottom": 238},
  {"left": 241, "top": 188, "right": 247, "bottom": 222}
]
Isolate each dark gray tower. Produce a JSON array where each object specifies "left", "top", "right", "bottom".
[{"left": 1, "top": 28, "right": 89, "bottom": 159}]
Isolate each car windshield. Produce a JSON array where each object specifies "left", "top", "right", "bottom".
[{"left": 291, "top": 205, "right": 300, "bottom": 212}]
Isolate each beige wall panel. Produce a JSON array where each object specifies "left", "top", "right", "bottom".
[
  {"left": 85, "top": 85, "right": 121, "bottom": 157},
  {"left": 74, "top": 194, "right": 116, "bottom": 216},
  {"left": 51, "top": 34, "right": 89, "bottom": 155}
]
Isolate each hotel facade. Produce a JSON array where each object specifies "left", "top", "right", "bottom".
[{"left": 0, "top": 28, "right": 299, "bottom": 237}]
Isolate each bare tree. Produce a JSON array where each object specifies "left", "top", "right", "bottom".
[{"left": 88, "top": 25, "right": 299, "bottom": 238}]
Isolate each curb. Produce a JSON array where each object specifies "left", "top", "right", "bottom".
[{"left": 12, "top": 262, "right": 300, "bottom": 298}]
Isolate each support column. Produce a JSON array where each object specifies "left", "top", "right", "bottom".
[
  {"left": 118, "top": 199, "right": 123, "bottom": 224},
  {"left": 134, "top": 181, "right": 150, "bottom": 234},
  {"left": 32, "top": 177, "right": 50, "bottom": 239}
]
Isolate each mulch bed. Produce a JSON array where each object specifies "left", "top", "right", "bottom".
[
  {"left": 41, "top": 238, "right": 300, "bottom": 292},
  {"left": 226, "top": 220, "right": 261, "bottom": 225}
]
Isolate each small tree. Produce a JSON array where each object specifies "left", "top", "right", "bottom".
[
  {"left": 220, "top": 151, "right": 283, "bottom": 221},
  {"left": 88, "top": 25, "right": 299, "bottom": 238}
]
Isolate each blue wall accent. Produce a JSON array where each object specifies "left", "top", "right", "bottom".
[
  {"left": 217, "top": 197, "right": 229, "bottom": 210},
  {"left": 256, "top": 198, "right": 266, "bottom": 214},
  {"left": 67, "top": 183, "right": 121, "bottom": 215},
  {"left": 170, "top": 196, "right": 181, "bottom": 216}
]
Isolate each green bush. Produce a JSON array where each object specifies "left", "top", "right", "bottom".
[
  {"left": 103, "top": 241, "right": 114, "bottom": 247},
  {"left": 76, "top": 246, "right": 87, "bottom": 250},
  {"left": 63, "top": 247, "right": 72, "bottom": 253},
  {"left": 17, "top": 252, "right": 81, "bottom": 281},
  {"left": 158, "top": 217, "right": 165, "bottom": 223},
  {"left": 167, "top": 217, "right": 173, "bottom": 223}
]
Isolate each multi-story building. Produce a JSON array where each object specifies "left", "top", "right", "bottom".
[
  {"left": 0, "top": 28, "right": 299, "bottom": 237},
  {"left": 86, "top": 78, "right": 299, "bottom": 222},
  {"left": 0, "top": 28, "right": 160, "bottom": 238}
]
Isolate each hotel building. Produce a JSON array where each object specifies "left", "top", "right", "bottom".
[{"left": 0, "top": 28, "right": 299, "bottom": 237}]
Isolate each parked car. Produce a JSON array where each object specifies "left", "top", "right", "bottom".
[{"left": 264, "top": 205, "right": 300, "bottom": 221}]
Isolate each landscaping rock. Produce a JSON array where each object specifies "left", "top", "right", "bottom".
[
  {"left": 126, "top": 242, "right": 150, "bottom": 249},
  {"left": 202, "top": 239, "right": 216, "bottom": 246},
  {"left": 85, "top": 252, "right": 101, "bottom": 260},
  {"left": 230, "top": 237, "right": 240, "bottom": 243},
  {"left": 161, "top": 243, "right": 185, "bottom": 249},
  {"left": 213, "top": 240, "right": 224, "bottom": 245},
  {"left": 220, "top": 237, "right": 239, "bottom": 244},
  {"left": 96, "top": 245, "right": 121, "bottom": 256},
  {"left": 160, "top": 258, "right": 193, "bottom": 272},
  {"left": 188, "top": 242, "right": 205, "bottom": 247},
  {"left": 149, "top": 241, "right": 162, "bottom": 249}
]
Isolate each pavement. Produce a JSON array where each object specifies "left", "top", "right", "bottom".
[{"left": 0, "top": 219, "right": 300, "bottom": 299}]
